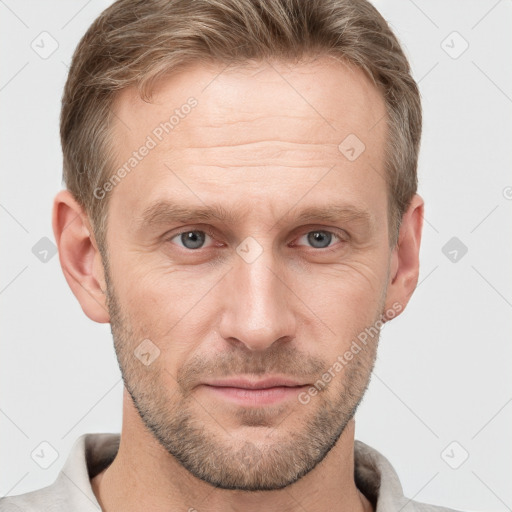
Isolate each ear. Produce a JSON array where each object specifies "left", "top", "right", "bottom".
[
  {"left": 52, "top": 189, "right": 110, "bottom": 323},
  {"left": 383, "top": 193, "right": 424, "bottom": 320}
]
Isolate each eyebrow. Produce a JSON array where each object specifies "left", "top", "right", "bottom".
[
  {"left": 292, "top": 205, "right": 373, "bottom": 227},
  {"left": 136, "top": 200, "right": 374, "bottom": 232},
  {"left": 138, "top": 201, "right": 242, "bottom": 228}
]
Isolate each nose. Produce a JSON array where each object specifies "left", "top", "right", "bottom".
[{"left": 217, "top": 245, "right": 297, "bottom": 351}]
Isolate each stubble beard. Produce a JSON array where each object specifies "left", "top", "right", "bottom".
[{"left": 103, "top": 263, "right": 382, "bottom": 491}]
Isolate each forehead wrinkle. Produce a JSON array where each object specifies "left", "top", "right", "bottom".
[{"left": 166, "top": 141, "right": 345, "bottom": 172}]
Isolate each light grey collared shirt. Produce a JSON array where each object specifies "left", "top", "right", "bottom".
[{"left": 0, "top": 433, "right": 462, "bottom": 511}]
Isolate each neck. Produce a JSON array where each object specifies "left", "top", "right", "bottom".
[{"left": 91, "top": 393, "right": 373, "bottom": 512}]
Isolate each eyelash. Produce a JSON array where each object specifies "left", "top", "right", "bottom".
[{"left": 166, "top": 228, "right": 345, "bottom": 251}]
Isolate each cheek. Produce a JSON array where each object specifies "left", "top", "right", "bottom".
[
  {"left": 112, "top": 252, "right": 183, "bottom": 313},
  {"left": 110, "top": 256, "right": 223, "bottom": 356},
  {"left": 311, "top": 253, "right": 389, "bottom": 306},
  {"left": 302, "top": 256, "right": 389, "bottom": 342}
]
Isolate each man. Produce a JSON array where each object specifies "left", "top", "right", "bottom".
[{"left": 0, "top": 0, "right": 462, "bottom": 511}]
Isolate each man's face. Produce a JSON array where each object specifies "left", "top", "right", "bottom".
[{"left": 102, "top": 56, "right": 392, "bottom": 490}]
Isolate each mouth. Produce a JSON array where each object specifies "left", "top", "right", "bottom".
[{"left": 199, "top": 376, "right": 309, "bottom": 406}]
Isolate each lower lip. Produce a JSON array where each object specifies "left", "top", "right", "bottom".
[{"left": 201, "top": 385, "right": 308, "bottom": 406}]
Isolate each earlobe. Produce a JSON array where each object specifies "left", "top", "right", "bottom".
[
  {"left": 384, "top": 194, "right": 424, "bottom": 318},
  {"left": 52, "top": 190, "right": 110, "bottom": 323}
]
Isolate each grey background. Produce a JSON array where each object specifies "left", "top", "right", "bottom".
[{"left": 1, "top": 1, "right": 511, "bottom": 511}]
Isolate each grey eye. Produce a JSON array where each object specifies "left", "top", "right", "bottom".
[
  {"left": 307, "top": 231, "right": 332, "bottom": 248},
  {"left": 173, "top": 231, "right": 208, "bottom": 250}
]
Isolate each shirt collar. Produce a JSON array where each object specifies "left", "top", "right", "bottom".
[{"left": 21, "top": 433, "right": 416, "bottom": 511}]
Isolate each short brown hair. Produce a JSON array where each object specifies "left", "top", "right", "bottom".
[{"left": 61, "top": 0, "right": 421, "bottom": 250}]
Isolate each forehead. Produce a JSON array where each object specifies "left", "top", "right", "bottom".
[
  {"left": 106, "top": 56, "right": 387, "bottom": 223},
  {"left": 111, "top": 55, "right": 385, "bottom": 143}
]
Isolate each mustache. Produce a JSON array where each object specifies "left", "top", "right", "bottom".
[{"left": 175, "top": 344, "right": 327, "bottom": 394}]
